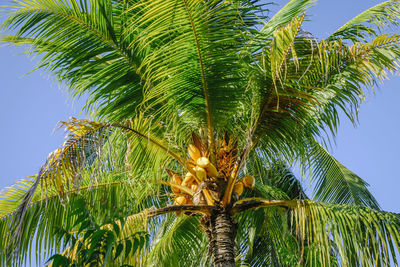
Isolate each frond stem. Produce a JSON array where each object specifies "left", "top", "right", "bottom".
[
  {"left": 111, "top": 123, "right": 185, "bottom": 165},
  {"left": 0, "top": 181, "right": 126, "bottom": 220},
  {"left": 231, "top": 198, "right": 296, "bottom": 215},
  {"left": 137, "top": 204, "right": 213, "bottom": 218},
  {"left": 182, "top": 0, "right": 215, "bottom": 162}
]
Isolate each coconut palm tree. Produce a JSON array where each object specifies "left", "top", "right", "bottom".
[{"left": 1, "top": 0, "right": 400, "bottom": 266}]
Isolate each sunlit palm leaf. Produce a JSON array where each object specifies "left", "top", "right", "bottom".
[
  {"left": 1, "top": 0, "right": 147, "bottom": 121},
  {"left": 290, "top": 201, "right": 400, "bottom": 266},
  {"left": 251, "top": 32, "right": 400, "bottom": 158},
  {"left": 329, "top": 0, "right": 400, "bottom": 42},
  {"left": 122, "top": 0, "right": 262, "bottom": 146},
  {"left": 0, "top": 115, "right": 183, "bottom": 264},
  {"left": 0, "top": 173, "right": 157, "bottom": 266},
  {"left": 256, "top": 0, "right": 315, "bottom": 39},
  {"left": 145, "top": 215, "right": 209, "bottom": 267},
  {"left": 236, "top": 199, "right": 400, "bottom": 266},
  {"left": 306, "top": 141, "right": 379, "bottom": 208}
]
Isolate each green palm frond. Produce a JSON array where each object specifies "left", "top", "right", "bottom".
[
  {"left": 257, "top": 0, "right": 315, "bottom": 39},
  {"left": 262, "top": 164, "right": 307, "bottom": 201},
  {"left": 291, "top": 201, "right": 400, "bottom": 266},
  {"left": 251, "top": 32, "right": 400, "bottom": 158},
  {"left": 145, "top": 215, "right": 209, "bottom": 267},
  {"left": 244, "top": 152, "right": 308, "bottom": 200},
  {"left": 329, "top": 0, "right": 400, "bottom": 42},
  {"left": 296, "top": 34, "right": 400, "bottom": 143},
  {"left": 270, "top": 14, "right": 305, "bottom": 83},
  {"left": 236, "top": 205, "right": 294, "bottom": 266},
  {"left": 122, "top": 0, "right": 262, "bottom": 146},
  {"left": 235, "top": 199, "right": 400, "bottom": 266},
  {"left": 0, "top": 172, "right": 156, "bottom": 266},
  {"left": 0, "top": 115, "right": 184, "bottom": 265},
  {"left": 306, "top": 141, "right": 379, "bottom": 208},
  {"left": 0, "top": 177, "right": 35, "bottom": 219},
  {"left": 1, "top": 0, "right": 146, "bottom": 121},
  {"left": 39, "top": 115, "right": 182, "bottom": 195},
  {"left": 46, "top": 196, "right": 149, "bottom": 267}
]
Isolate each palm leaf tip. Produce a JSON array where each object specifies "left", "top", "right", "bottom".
[
  {"left": 330, "top": 0, "right": 400, "bottom": 41},
  {"left": 291, "top": 201, "right": 400, "bottom": 265},
  {"left": 308, "top": 142, "right": 379, "bottom": 209}
]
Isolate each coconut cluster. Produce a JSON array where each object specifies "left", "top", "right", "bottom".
[{"left": 166, "top": 140, "right": 255, "bottom": 215}]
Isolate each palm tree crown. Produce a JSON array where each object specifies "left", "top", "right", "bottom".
[{"left": 1, "top": 0, "right": 400, "bottom": 266}]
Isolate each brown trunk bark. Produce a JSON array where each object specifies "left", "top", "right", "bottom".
[{"left": 205, "top": 208, "right": 237, "bottom": 267}]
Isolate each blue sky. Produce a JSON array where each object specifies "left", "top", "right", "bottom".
[{"left": 0, "top": 0, "right": 399, "bottom": 264}]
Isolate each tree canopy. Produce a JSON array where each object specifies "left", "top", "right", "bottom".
[{"left": 1, "top": 0, "right": 400, "bottom": 266}]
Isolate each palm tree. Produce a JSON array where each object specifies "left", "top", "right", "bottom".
[{"left": 1, "top": 0, "right": 400, "bottom": 266}]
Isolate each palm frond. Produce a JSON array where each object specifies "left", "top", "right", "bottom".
[
  {"left": 258, "top": 0, "right": 315, "bottom": 38},
  {"left": 46, "top": 197, "right": 149, "bottom": 267},
  {"left": 270, "top": 14, "right": 305, "bottom": 83},
  {"left": 291, "top": 201, "right": 400, "bottom": 266},
  {"left": 251, "top": 32, "right": 400, "bottom": 159},
  {"left": 305, "top": 34, "right": 400, "bottom": 132},
  {"left": 1, "top": 0, "right": 147, "bottom": 121},
  {"left": 0, "top": 172, "right": 156, "bottom": 266},
  {"left": 306, "top": 141, "right": 379, "bottom": 208},
  {"left": 39, "top": 116, "right": 181, "bottom": 195},
  {"left": 235, "top": 199, "right": 400, "bottom": 266},
  {"left": 244, "top": 152, "right": 308, "bottom": 200},
  {"left": 0, "top": 177, "right": 35, "bottom": 219},
  {"left": 122, "top": 0, "right": 262, "bottom": 142},
  {"left": 235, "top": 207, "right": 290, "bottom": 266},
  {"left": 0, "top": 115, "right": 184, "bottom": 265},
  {"left": 329, "top": 0, "right": 400, "bottom": 42},
  {"left": 145, "top": 215, "right": 209, "bottom": 267}
]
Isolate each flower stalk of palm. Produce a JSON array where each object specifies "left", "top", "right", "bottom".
[{"left": 2, "top": 0, "right": 400, "bottom": 266}]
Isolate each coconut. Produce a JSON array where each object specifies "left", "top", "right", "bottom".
[
  {"left": 182, "top": 172, "right": 195, "bottom": 187},
  {"left": 170, "top": 174, "right": 182, "bottom": 193},
  {"left": 196, "top": 157, "right": 210, "bottom": 168},
  {"left": 206, "top": 163, "right": 218, "bottom": 178},
  {"left": 194, "top": 166, "right": 207, "bottom": 181},
  {"left": 233, "top": 181, "right": 244, "bottom": 196},
  {"left": 243, "top": 175, "right": 255, "bottom": 188}
]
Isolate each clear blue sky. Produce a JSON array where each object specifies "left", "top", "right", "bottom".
[{"left": 0, "top": 0, "right": 399, "bottom": 262}]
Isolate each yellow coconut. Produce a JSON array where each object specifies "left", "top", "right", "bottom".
[
  {"left": 205, "top": 163, "right": 218, "bottom": 178},
  {"left": 172, "top": 174, "right": 182, "bottom": 184},
  {"left": 175, "top": 196, "right": 187, "bottom": 205},
  {"left": 233, "top": 181, "right": 244, "bottom": 196},
  {"left": 243, "top": 175, "right": 255, "bottom": 188},
  {"left": 182, "top": 172, "right": 195, "bottom": 187},
  {"left": 194, "top": 166, "right": 207, "bottom": 181},
  {"left": 170, "top": 174, "right": 182, "bottom": 194},
  {"left": 188, "top": 144, "right": 201, "bottom": 161},
  {"left": 196, "top": 157, "right": 210, "bottom": 168}
]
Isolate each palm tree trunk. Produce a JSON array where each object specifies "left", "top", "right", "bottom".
[{"left": 206, "top": 208, "right": 237, "bottom": 267}]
